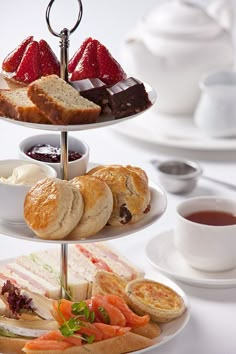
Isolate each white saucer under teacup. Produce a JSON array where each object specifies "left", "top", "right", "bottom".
[{"left": 146, "top": 230, "right": 236, "bottom": 289}]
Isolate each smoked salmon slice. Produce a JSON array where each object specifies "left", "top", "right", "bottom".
[
  {"left": 52, "top": 299, "right": 75, "bottom": 324},
  {"left": 104, "top": 294, "right": 150, "bottom": 327},
  {"left": 93, "top": 323, "right": 131, "bottom": 340},
  {"left": 89, "top": 295, "right": 126, "bottom": 326},
  {"left": 24, "top": 294, "right": 150, "bottom": 352},
  {"left": 23, "top": 339, "right": 72, "bottom": 350}
]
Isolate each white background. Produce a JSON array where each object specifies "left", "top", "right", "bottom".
[{"left": 0, "top": 0, "right": 158, "bottom": 67}]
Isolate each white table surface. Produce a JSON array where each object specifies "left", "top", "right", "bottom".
[{"left": 0, "top": 115, "right": 236, "bottom": 354}]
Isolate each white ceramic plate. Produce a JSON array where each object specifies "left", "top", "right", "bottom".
[
  {"left": 0, "top": 254, "right": 190, "bottom": 353},
  {"left": 113, "top": 111, "right": 236, "bottom": 152},
  {"left": 0, "top": 76, "right": 156, "bottom": 132},
  {"left": 146, "top": 229, "right": 236, "bottom": 288},
  {"left": 0, "top": 182, "right": 167, "bottom": 244}
]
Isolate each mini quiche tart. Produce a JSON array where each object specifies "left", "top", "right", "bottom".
[{"left": 125, "top": 279, "right": 186, "bottom": 323}]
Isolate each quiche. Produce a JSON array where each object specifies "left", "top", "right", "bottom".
[{"left": 125, "top": 279, "right": 186, "bottom": 323}]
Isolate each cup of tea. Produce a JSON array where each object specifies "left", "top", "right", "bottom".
[{"left": 174, "top": 196, "right": 236, "bottom": 272}]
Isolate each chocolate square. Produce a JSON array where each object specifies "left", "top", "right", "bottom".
[
  {"left": 70, "top": 78, "right": 109, "bottom": 108},
  {"left": 106, "top": 77, "right": 151, "bottom": 119}
]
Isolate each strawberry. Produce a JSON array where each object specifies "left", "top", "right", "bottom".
[
  {"left": 71, "top": 40, "right": 99, "bottom": 81},
  {"left": 13, "top": 41, "right": 41, "bottom": 83},
  {"left": 68, "top": 37, "right": 93, "bottom": 73},
  {"left": 2, "top": 36, "right": 33, "bottom": 72},
  {"left": 96, "top": 42, "right": 127, "bottom": 85},
  {"left": 39, "top": 39, "right": 60, "bottom": 77}
]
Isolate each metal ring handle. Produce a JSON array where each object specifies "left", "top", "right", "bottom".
[{"left": 46, "top": 0, "right": 83, "bottom": 37}]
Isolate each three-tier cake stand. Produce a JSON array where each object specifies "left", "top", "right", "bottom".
[{"left": 0, "top": 0, "right": 167, "bottom": 299}]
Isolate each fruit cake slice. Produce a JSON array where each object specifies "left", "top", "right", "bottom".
[
  {"left": 0, "top": 88, "right": 49, "bottom": 123},
  {"left": 27, "top": 74, "right": 101, "bottom": 125}
]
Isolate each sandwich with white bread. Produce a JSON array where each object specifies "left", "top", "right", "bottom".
[
  {"left": 0, "top": 262, "right": 60, "bottom": 298},
  {"left": 0, "top": 242, "right": 144, "bottom": 302}
]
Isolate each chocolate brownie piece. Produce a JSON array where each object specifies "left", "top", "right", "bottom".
[{"left": 106, "top": 77, "right": 151, "bottom": 119}]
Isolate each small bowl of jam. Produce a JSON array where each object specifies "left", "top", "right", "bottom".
[{"left": 19, "top": 134, "right": 89, "bottom": 180}]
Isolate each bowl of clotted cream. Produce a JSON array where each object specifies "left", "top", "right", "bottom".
[{"left": 0, "top": 159, "right": 57, "bottom": 223}]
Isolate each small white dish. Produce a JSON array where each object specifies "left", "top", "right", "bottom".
[
  {"left": 146, "top": 230, "right": 236, "bottom": 288},
  {"left": 19, "top": 134, "right": 89, "bottom": 180},
  {"left": 0, "top": 159, "right": 56, "bottom": 223}
]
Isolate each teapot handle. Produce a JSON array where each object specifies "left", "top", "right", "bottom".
[{"left": 181, "top": 0, "right": 233, "bottom": 30}]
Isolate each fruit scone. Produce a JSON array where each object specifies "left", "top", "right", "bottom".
[{"left": 87, "top": 164, "right": 151, "bottom": 226}]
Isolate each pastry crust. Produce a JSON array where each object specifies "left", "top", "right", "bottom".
[
  {"left": 92, "top": 270, "right": 128, "bottom": 301},
  {"left": 69, "top": 175, "right": 113, "bottom": 238},
  {"left": 125, "top": 279, "right": 186, "bottom": 323},
  {"left": 24, "top": 178, "right": 84, "bottom": 240},
  {"left": 87, "top": 164, "right": 151, "bottom": 226}
]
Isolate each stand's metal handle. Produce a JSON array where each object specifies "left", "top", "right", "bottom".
[{"left": 46, "top": 0, "right": 83, "bottom": 38}]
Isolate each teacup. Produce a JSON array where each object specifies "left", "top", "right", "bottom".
[{"left": 174, "top": 196, "right": 236, "bottom": 272}]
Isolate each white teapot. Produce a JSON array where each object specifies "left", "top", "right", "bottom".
[{"left": 121, "top": 0, "right": 234, "bottom": 115}]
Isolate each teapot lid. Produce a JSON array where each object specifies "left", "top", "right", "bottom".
[{"left": 140, "top": 0, "right": 231, "bottom": 39}]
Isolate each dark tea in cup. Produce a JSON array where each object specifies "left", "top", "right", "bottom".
[{"left": 185, "top": 210, "right": 236, "bottom": 226}]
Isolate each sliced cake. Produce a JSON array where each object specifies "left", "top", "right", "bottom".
[
  {"left": 27, "top": 74, "right": 101, "bottom": 125},
  {"left": 0, "top": 88, "right": 49, "bottom": 123}
]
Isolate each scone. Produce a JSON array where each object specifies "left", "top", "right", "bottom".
[
  {"left": 24, "top": 178, "right": 84, "bottom": 240},
  {"left": 69, "top": 175, "right": 113, "bottom": 238},
  {"left": 87, "top": 165, "right": 151, "bottom": 226},
  {"left": 125, "top": 279, "right": 186, "bottom": 323}
]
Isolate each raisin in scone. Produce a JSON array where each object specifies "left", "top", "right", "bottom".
[{"left": 87, "top": 165, "right": 151, "bottom": 226}]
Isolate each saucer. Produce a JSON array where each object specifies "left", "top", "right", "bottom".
[{"left": 145, "top": 230, "right": 236, "bottom": 288}]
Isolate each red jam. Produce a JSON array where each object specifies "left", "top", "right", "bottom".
[{"left": 26, "top": 144, "right": 83, "bottom": 163}]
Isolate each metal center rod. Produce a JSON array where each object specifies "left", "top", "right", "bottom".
[
  {"left": 46, "top": 0, "right": 83, "bottom": 300},
  {"left": 60, "top": 131, "right": 69, "bottom": 298},
  {"left": 60, "top": 243, "right": 68, "bottom": 299}
]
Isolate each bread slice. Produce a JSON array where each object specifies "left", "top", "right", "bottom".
[
  {"left": 0, "top": 88, "right": 49, "bottom": 123},
  {"left": 22, "top": 332, "right": 153, "bottom": 354},
  {"left": 27, "top": 75, "right": 101, "bottom": 125}
]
